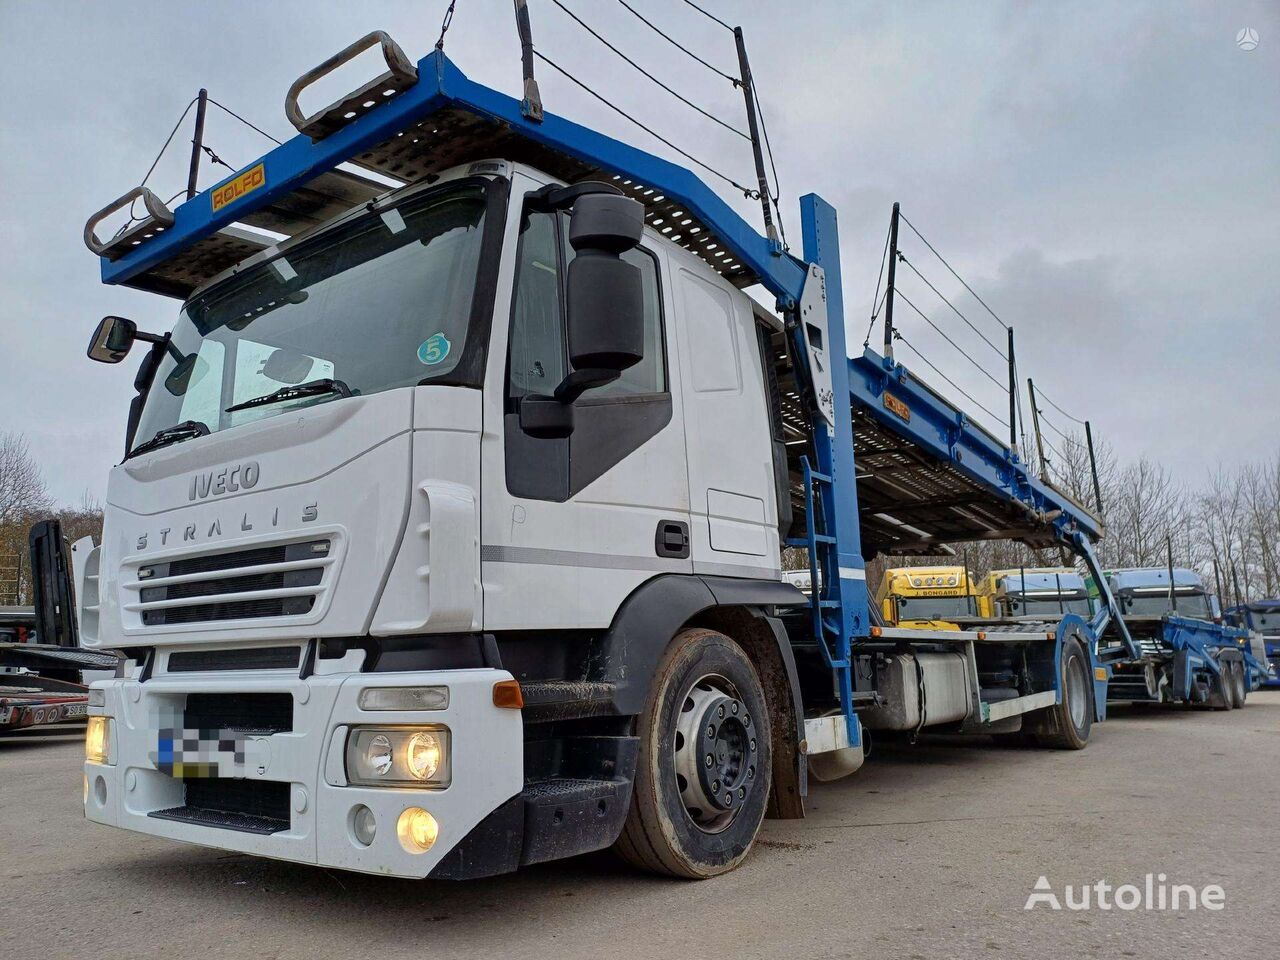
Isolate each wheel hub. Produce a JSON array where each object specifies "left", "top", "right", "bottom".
[{"left": 674, "top": 677, "right": 759, "bottom": 831}]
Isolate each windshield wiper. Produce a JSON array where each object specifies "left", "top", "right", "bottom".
[
  {"left": 225, "top": 378, "right": 352, "bottom": 413},
  {"left": 130, "top": 419, "right": 210, "bottom": 458}
]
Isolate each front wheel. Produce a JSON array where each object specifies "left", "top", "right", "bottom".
[{"left": 614, "top": 628, "right": 772, "bottom": 878}]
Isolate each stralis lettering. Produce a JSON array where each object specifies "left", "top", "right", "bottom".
[
  {"left": 135, "top": 502, "right": 318, "bottom": 551},
  {"left": 189, "top": 461, "right": 260, "bottom": 501}
]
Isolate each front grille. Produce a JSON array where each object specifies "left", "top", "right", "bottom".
[
  {"left": 129, "top": 539, "right": 332, "bottom": 627},
  {"left": 144, "top": 569, "right": 322, "bottom": 602},
  {"left": 170, "top": 544, "right": 290, "bottom": 576},
  {"left": 151, "top": 778, "right": 290, "bottom": 835},
  {"left": 145, "top": 596, "right": 315, "bottom": 626},
  {"left": 168, "top": 647, "right": 301, "bottom": 672},
  {"left": 185, "top": 692, "right": 293, "bottom": 734}
]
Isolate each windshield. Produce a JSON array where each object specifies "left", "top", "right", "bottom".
[
  {"left": 132, "top": 181, "right": 493, "bottom": 451},
  {"left": 1122, "top": 591, "right": 1212, "bottom": 619},
  {"left": 1237, "top": 610, "right": 1280, "bottom": 632},
  {"left": 895, "top": 596, "right": 975, "bottom": 620},
  {"left": 1006, "top": 596, "right": 1093, "bottom": 617}
]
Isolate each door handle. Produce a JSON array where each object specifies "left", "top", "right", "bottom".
[{"left": 655, "top": 520, "right": 690, "bottom": 559}]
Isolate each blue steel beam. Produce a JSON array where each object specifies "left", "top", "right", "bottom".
[
  {"left": 848, "top": 348, "right": 1105, "bottom": 544},
  {"left": 101, "top": 51, "right": 808, "bottom": 301},
  {"left": 98, "top": 43, "right": 1107, "bottom": 561},
  {"left": 801, "top": 194, "right": 867, "bottom": 746}
]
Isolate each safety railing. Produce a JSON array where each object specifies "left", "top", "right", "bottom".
[{"left": 868, "top": 202, "right": 1106, "bottom": 521}]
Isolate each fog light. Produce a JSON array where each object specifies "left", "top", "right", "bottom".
[
  {"left": 351, "top": 804, "right": 377, "bottom": 846},
  {"left": 397, "top": 807, "right": 438, "bottom": 854},
  {"left": 85, "top": 716, "right": 112, "bottom": 764}
]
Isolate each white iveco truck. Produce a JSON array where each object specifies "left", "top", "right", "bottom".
[{"left": 79, "top": 30, "right": 1123, "bottom": 881}]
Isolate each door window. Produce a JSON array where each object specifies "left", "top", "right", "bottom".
[
  {"left": 507, "top": 209, "right": 666, "bottom": 400},
  {"left": 504, "top": 204, "right": 673, "bottom": 501}
]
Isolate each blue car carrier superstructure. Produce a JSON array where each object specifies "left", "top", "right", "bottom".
[{"left": 78, "top": 26, "right": 1158, "bottom": 879}]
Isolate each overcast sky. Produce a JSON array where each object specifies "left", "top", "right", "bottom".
[{"left": 0, "top": 0, "right": 1276, "bottom": 506}]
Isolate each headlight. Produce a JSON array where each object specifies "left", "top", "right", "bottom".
[
  {"left": 346, "top": 727, "right": 451, "bottom": 787},
  {"left": 85, "top": 716, "right": 113, "bottom": 764}
]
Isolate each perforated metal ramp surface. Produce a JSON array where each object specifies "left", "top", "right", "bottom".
[
  {"left": 99, "top": 53, "right": 776, "bottom": 299},
  {"left": 345, "top": 105, "right": 757, "bottom": 288},
  {"left": 778, "top": 353, "right": 1098, "bottom": 558}
]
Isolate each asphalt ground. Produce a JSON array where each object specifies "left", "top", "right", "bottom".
[{"left": 3, "top": 692, "right": 1277, "bottom": 960}]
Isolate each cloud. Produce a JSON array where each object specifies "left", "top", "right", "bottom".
[{"left": 0, "top": 0, "right": 1275, "bottom": 508}]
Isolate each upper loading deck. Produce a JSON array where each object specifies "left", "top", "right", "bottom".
[{"left": 86, "top": 36, "right": 1103, "bottom": 559}]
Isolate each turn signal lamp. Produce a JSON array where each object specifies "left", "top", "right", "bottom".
[
  {"left": 492, "top": 679, "right": 524, "bottom": 708},
  {"left": 85, "top": 717, "right": 112, "bottom": 764}
]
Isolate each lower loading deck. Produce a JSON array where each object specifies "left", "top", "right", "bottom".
[
  {"left": 787, "top": 613, "right": 1099, "bottom": 750},
  {"left": 873, "top": 624, "right": 1067, "bottom": 729}
]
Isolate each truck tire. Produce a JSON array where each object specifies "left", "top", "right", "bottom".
[
  {"left": 1207, "top": 661, "right": 1233, "bottom": 711},
  {"left": 614, "top": 627, "right": 772, "bottom": 879},
  {"left": 1035, "top": 637, "right": 1093, "bottom": 749},
  {"left": 1229, "top": 661, "right": 1247, "bottom": 708}
]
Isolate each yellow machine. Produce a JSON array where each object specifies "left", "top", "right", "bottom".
[
  {"left": 975, "top": 567, "right": 1094, "bottom": 619},
  {"left": 875, "top": 565, "right": 977, "bottom": 629}
]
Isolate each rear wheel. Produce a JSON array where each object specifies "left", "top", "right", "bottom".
[
  {"left": 1208, "top": 660, "right": 1234, "bottom": 711},
  {"left": 1035, "top": 637, "right": 1093, "bottom": 749},
  {"left": 1230, "top": 660, "right": 1247, "bottom": 708},
  {"left": 614, "top": 628, "right": 772, "bottom": 878}
]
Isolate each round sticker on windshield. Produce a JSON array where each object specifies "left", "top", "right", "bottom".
[{"left": 418, "top": 333, "right": 451, "bottom": 365}]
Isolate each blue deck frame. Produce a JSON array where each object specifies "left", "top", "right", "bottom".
[
  {"left": 95, "top": 45, "right": 1128, "bottom": 735},
  {"left": 99, "top": 49, "right": 1100, "bottom": 548}
]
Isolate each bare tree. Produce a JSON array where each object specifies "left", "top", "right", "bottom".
[{"left": 0, "top": 431, "right": 52, "bottom": 526}]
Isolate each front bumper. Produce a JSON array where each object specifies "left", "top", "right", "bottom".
[{"left": 82, "top": 667, "right": 522, "bottom": 878}]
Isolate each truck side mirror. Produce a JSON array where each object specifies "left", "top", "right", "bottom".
[
  {"left": 87, "top": 315, "right": 138, "bottom": 363},
  {"left": 559, "top": 193, "right": 645, "bottom": 399},
  {"left": 519, "top": 192, "right": 647, "bottom": 440}
]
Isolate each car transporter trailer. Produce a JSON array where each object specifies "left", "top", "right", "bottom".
[{"left": 73, "top": 24, "right": 1199, "bottom": 880}]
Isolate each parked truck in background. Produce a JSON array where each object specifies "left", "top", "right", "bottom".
[
  {"left": 874, "top": 565, "right": 975, "bottom": 629},
  {"left": 2, "top": 522, "right": 118, "bottom": 731},
  {"left": 975, "top": 567, "right": 1094, "bottom": 620},
  {"left": 1226, "top": 599, "right": 1280, "bottom": 687},
  {"left": 1091, "top": 567, "right": 1269, "bottom": 709},
  {"left": 75, "top": 28, "right": 1150, "bottom": 882}
]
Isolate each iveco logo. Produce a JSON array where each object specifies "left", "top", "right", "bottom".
[{"left": 189, "top": 461, "right": 260, "bottom": 501}]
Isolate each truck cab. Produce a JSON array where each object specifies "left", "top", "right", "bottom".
[
  {"left": 1226, "top": 599, "right": 1280, "bottom": 686},
  {"left": 1092, "top": 568, "right": 1214, "bottom": 622},
  {"left": 79, "top": 146, "right": 799, "bottom": 875},
  {"left": 976, "top": 568, "right": 1093, "bottom": 620},
  {"left": 874, "top": 566, "right": 974, "bottom": 629}
]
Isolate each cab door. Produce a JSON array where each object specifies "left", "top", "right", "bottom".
[
  {"left": 672, "top": 260, "right": 780, "bottom": 580},
  {"left": 480, "top": 189, "right": 691, "bottom": 630}
]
